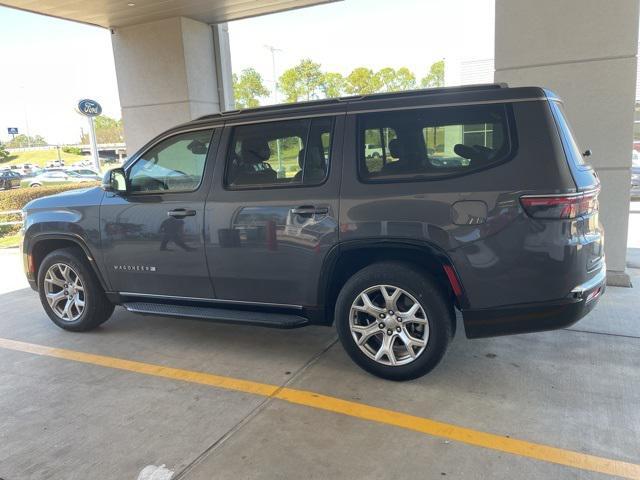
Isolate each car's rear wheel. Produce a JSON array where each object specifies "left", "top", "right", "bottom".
[
  {"left": 38, "top": 248, "right": 114, "bottom": 331},
  {"left": 335, "top": 262, "right": 453, "bottom": 381}
]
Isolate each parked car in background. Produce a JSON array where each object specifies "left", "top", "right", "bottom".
[
  {"left": 46, "top": 160, "right": 65, "bottom": 168},
  {"left": 66, "top": 168, "right": 102, "bottom": 181},
  {"left": 71, "top": 160, "right": 94, "bottom": 168},
  {"left": 8, "top": 164, "right": 33, "bottom": 176},
  {"left": 364, "top": 144, "right": 383, "bottom": 159},
  {"left": 0, "top": 170, "right": 21, "bottom": 189},
  {"left": 632, "top": 150, "right": 640, "bottom": 200},
  {"left": 21, "top": 163, "right": 37, "bottom": 176},
  {"left": 24, "top": 170, "right": 96, "bottom": 187}
]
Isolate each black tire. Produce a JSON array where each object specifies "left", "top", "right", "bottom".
[
  {"left": 38, "top": 247, "right": 114, "bottom": 331},
  {"left": 335, "top": 262, "right": 453, "bottom": 381}
]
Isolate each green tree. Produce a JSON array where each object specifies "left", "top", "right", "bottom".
[
  {"left": 420, "top": 60, "right": 445, "bottom": 88},
  {"left": 0, "top": 142, "right": 9, "bottom": 162},
  {"left": 279, "top": 59, "right": 324, "bottom": 102},
  {"left": 233, "top": 68, "right": 270, "bottom": 109},
  {"left": 80, "top": 115, "right": 124, "bottom": 144},
  {"left": 321, "top": 72, "right": 345, "bottom": 98},
  {"left": 345, "top": 67, "right": 382, "bottom": 95},
  {"left": 6, "top": 134, "right": 48, "bottom": 148},
  {"left": 377, "top": 67, "right": 417, "bottom": 92}
]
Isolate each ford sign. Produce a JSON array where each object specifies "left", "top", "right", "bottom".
[{"left": 77, "top": 99, "right": 102, "bottom": 117}]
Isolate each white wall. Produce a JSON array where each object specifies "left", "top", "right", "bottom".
[
  {"left": 495, "top": 0, "right": 639, "bottom": 285},
  {"left": 111, "top": 17, "right": 232, "bottom": 154}
]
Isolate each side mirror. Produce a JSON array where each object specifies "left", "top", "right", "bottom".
[
  {"left": 582, "top": 149, "right": 592, "bottom": 157},
  {"left": 102, "top": 168, "right": 127, "bottom": 194}
]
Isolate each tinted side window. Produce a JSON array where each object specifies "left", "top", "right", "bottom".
[
  {"left": 129, "top": 129, "right": 213, "bottom": 194},
  {"left": 363, "top": 127, "right": 398, "bottom": 174},
  {"left": 225, "top": 117, "right": 333, "bottom": 188},
  {"left": 358, "top": 104, "right": 512, "bottom": 181},
  {"left": 549, "top": 101, "right": 587, "bottom": 168}
]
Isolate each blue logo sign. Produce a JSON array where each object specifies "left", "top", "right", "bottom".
[
  {"left": 7, "top": 127, "right": 18, "bottom": 135},
  {"left": 77, "top": 99, "right": 102, "bottom": 117}
]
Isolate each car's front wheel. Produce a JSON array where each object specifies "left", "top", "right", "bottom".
[
  {"left": 335, "top": 262, "right": 453, "bottom": 381},
  {"left": 38, "top": 247, "right": 115, "bottom": 331}
]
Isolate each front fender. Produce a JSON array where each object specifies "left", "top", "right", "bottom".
[
  {"left": 22, "top": 189, "right": 106, "bottom": 291},
  {"left": 23, "top": 232, "right": 109, "bottom": 294}
]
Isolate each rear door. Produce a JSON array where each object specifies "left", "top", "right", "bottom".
[
  {"left": 100, "top": 127, "right": 219, "bottom": 298},
  {"left": 205, "top": 114, "right": 344, "bottom": 307}
]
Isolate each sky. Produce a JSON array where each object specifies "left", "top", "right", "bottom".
[{"left": 0, "top": 0, "right": 494, "bottom": 144}]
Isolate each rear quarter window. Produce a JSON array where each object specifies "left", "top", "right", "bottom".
[
  {"left": 358, "top": 103, "right": 515, "bottom": 182},
  {"left": 549, "top": 101, "right": 588, "bottom": 168}
]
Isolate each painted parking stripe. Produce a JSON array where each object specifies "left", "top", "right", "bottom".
[{"left": 1, "top": 336, "right": 638, "bottom": 479}]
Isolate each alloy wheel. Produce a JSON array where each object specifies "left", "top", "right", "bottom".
[
  {"left": 349, "top": 284, "right": 429, "bottom": 366},
  {"left": 44, "top": 263, "right": 86, "bottom": 322}
]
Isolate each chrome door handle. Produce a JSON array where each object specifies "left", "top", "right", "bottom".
[
  {"left": 291, "top": 206, "right": 329, "bottom": 216},
  {"left": 167, "top": 208, "right": 196, "bottom": 218}
]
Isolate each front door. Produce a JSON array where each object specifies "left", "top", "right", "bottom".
[
  {"left": 205, "top": 114, "right": 344, "bottom": 307},
  {"left": 101, "top": 127, "right": 218, "bottom": 298}
]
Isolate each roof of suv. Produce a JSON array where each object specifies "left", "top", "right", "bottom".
[{"left": 183, "top": 83, "right": 555, "bottom": 130}]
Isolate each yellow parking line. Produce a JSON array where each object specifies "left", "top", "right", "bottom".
[{"left": 1, "top": 336, "right": 638, "bottom": 479}]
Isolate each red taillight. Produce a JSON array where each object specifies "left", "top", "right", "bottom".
[{"left": 520, "top": 189, "right": 599, "bottom": 219}]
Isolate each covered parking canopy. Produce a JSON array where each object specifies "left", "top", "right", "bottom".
[{"left": 0, "top": 0, "right": 339, "bottom": 27}]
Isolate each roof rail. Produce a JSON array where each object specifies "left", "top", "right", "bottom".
[
  {"left": 196, "top": 83, "right": 510, "bottom": 121},
  {"left": 350, "top": 83, "right": 508, "bottom": 102}
]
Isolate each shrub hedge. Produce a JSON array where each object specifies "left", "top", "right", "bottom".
[
  {"left": 62, "top": 146, "right": 83, "bottom": 155},
  {"left": 0, "top": 182, "right": 99, "bottom": 236}
]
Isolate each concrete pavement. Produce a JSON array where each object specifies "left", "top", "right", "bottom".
[{"left": 0, "top": 247, "right": 28, "bottom": 294}]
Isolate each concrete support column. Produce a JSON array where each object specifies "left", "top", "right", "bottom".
[
  {"left": 495, "top": 0, "right": 639, "bottom": 286},
  {"left": 111, "top": 17, "right": 233, "bottom": 154},
  {"left": 213, "top": 23, "right": 235, "bottom": 112}
]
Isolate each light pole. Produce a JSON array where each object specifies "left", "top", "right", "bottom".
[
  {"left": 263, "top": 44, "right": 282, "bottom": 104},
  {"left": 264, "top": 44, "right": 284, "bottom": 177},
  {"left": 20, "top": 85, "right": 31, "bottom": 148}
]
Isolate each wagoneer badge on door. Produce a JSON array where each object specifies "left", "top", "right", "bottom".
[{"left": 113, "top": 265, "right": 157, "bottom": 272}]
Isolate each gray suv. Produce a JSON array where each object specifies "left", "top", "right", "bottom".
[{"left": 21, "top": 84, "right": 605, "bottom": 380}]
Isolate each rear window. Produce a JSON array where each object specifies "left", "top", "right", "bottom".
[
  {"left": 358, "top": 104, "right": 513, "bottom": 182},
  {"left": 549, "top": 101, "right": 588, "bottom": 168}
]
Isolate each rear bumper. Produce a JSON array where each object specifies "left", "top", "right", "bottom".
[{"left": 462, "top": 265, "right": 606, "bottom": 339}]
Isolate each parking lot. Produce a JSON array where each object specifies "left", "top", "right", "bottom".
[{"left": 0, "top": 208, "right": 638, "bottom": 480}]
